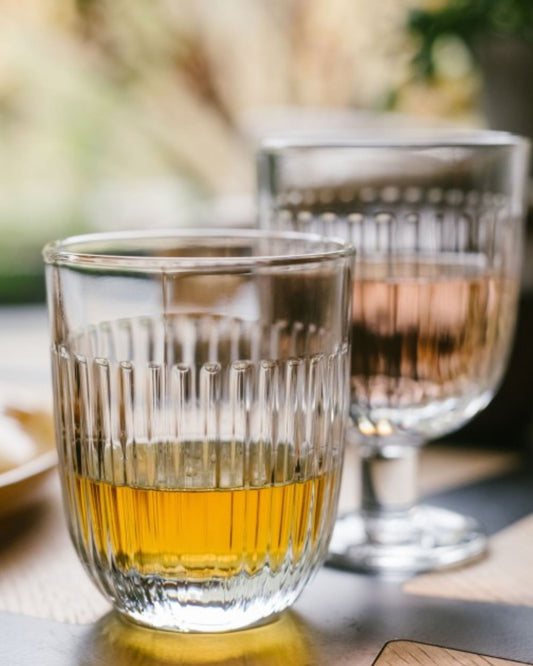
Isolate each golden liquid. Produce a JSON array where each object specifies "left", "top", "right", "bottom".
[
  {"left": 70, "top": 470, "right": 337, "bottom": 580},
  {"left": 52, "top": 312, "right": 348, "bottom": 629}
]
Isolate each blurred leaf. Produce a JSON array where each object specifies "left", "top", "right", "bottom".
[{"left": 407, "top": 0, "right": 533, "bottom": 80}]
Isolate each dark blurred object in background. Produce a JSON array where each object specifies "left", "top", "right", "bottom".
[{"left": 408, "top": 0, "right": 533, "bottom": 145}]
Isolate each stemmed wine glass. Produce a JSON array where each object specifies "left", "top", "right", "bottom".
[{"left": 257, "top": 131, "right": 530, "bottom": 573}]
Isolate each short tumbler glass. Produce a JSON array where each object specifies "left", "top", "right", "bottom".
[{"left": 43, "top": 229, "right": 353, "bottom": 632}]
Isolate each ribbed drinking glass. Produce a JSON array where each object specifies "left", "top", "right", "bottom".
[
  {"left": 43, "top": 229, "right": 353, "bottom": 631},
  {"left": 257, "top": 131, "right": 530, "bottom": 573}
]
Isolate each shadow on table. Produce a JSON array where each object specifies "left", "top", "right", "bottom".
[{"left": 77, "top": 608, "right": 317, "bottom": 666}]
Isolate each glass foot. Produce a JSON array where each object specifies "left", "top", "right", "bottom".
[{"left": 327, "top": 505, "right": 488, "bottom": 575}]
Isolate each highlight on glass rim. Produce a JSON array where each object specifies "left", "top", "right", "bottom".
[{"left": 44, "top": 229, "right": 354, "bottom": 631}]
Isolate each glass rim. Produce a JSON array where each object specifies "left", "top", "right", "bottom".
[
  {"left": 42, "top": 227, "right": 355, "bottom": 271},
  {"left": 260, "top": 129, "right": 530, "bottom": 153}
]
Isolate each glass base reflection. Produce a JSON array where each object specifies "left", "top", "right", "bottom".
[{"left": 327, "top": 506, "right": 488, "bottom": 575}]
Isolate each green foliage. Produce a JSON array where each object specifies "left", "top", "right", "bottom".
[{"left": 408, "top": 0, "right": 533, "bottom": 78}]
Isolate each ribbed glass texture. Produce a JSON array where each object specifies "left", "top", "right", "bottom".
[
  {"left": 258, "top": 137, "right": 528, "bottom": 441},
  {"left": 45, "top": 230, "right": 353, "bottom": 631},
  {"left": 257, "top": 136, "right": 530, "bottom": 575}
]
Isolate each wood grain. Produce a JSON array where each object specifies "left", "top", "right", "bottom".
[
  {"left": 0, "top": 474, "right": 110, "bottom": 624},
  {"left": 404, "top": 514, "right": 533, "bottom": 606},
  {"left": 375, "top": 641, "right": 528, "bottom": 665}
]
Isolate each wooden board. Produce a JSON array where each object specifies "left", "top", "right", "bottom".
[{"left": 374, "top": 641, "right": 529, "bottom": 665}]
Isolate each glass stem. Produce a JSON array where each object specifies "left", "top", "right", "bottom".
[{"left": 360, "top": 437, "right": 421, "bottom": 525}]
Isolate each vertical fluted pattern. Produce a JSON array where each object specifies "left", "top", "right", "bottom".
[
  {"left": 269, "top": 200, "right": 519, "bottom": 440},
  {"left": 52, "top": 313, "right": 349, "bottom": 631}
]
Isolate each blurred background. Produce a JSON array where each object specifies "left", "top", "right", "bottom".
[
  {"left": 4, "top": 0, "right": 533, "bottom": 301},
  {"left": 1, "top": 0, "right": 533, "bottom": 442}
]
